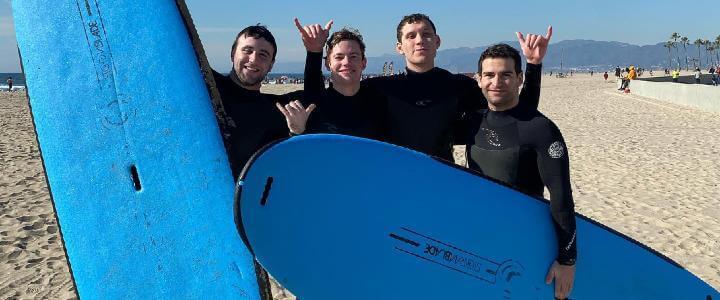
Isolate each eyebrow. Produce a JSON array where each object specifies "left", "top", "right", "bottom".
[
  {"left": 482, "top": 71, "right": 515, "bottom": 75},
  {"left": 333, "top": 51, "right": 361, "bottom": 56}
]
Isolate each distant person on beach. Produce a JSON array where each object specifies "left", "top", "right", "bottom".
[
  {"left": 711, "top": 67, "right": 718, "bottom": 86},
  {"left": 358, "top": 13, "right": 547, "bottom": 161},
  {"left": 615, "top": 66, "right": 621, "bottom": 78},
  {"left": 619, "top": 66, "right": 637, "bottom": 90},
  {"left": 6, "top": 77, "right": 12, "bottom": 91},
  {"left": 603, "top": 71, "right": 608, "bottom": 81},
  {"left": 277, "top": 28, "right": 388, "bottom": 141},
  {"left": 464, "top": 44, "right": 577, "bottom": 300},
  {"left": 694, "top": 67, "right": 701, "bottom": 83},
  {"left": 672, "top": 69, "right": 680, "bottom": 82}
]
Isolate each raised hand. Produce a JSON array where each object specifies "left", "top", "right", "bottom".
[
  {"left": 276, "top": 100, "right": 316, "bottom": 135},
  {"left": 516, "top": 25, "right": 553, "bottom": 65},
  {"left": 294, "top": 18, "right": 333, "bottom": 53}
]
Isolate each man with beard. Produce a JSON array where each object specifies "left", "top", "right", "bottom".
[
  {"left": 212, "top": 22, "right": 330, "bottom": 178},
  {"left": 215, "top": 22, "right": 330, "bottom": 300}
]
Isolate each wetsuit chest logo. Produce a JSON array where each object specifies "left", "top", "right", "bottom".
[
  {"left": 481, "top": 128, "right": 502, "bottom": 147},
  {"left": 414, "top": 99, "right": 433, "bottom": 107},
  {"left": 548, "top": 141, "right": 564, "bottom": 158}
]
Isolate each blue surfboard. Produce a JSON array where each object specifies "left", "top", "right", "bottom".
[
  {"left": 13, "top": 1, "right": 260, "bottom": 298},
  {"left": 238, "top": 134, "right": 719, "bottom": 300}
]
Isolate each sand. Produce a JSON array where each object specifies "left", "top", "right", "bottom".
[{"left": 1, "top": 73, "right": 718, "bottom": 298}]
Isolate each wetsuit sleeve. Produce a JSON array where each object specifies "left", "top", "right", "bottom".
[
  {"left": 532, "top": 118, "right": 577, "bottom": 264},
  {"left": 452, "top": 75, "right": 484, "bottom": 145},
  {"left": 519, "top": 63, "right": 542, "bottom": 109},
  {"left": 302, "top": 51, "right": 325, "bottom": 105}
]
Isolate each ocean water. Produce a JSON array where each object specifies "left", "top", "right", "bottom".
[{"left": 0, "top": 73, "right": 25, "bottom": 86}]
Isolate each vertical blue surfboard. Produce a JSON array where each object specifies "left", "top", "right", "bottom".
[
  {"left": 239, "top": 134, "right": 719, "bottom": 300},
  {"left": 13, "top": 1, "right": 259, "bottom": 298}
]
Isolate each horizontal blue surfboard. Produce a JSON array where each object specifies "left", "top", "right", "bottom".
[
  {"left": 238, "top": 134, "right": 719, "bottom": 299},
  {"left": 13, "top": 0, "right": 259, "bottom": 298}
]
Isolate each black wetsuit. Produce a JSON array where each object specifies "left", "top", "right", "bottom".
[
  {"left": 302, "top": 52, "right": 387, "bottom": 140},
  {"left": 306, "top": 85, "right": 388, "bottom": 140},
  {"left": 362, "top": 64, "right": 542, "bottom": 161},
  {"left": 212, "top": 53, "right": 321, "bottom": 178},
  {"left": 212, "top": 70, "right": 300, "bottom": 178},
  {"left": 465, "top": 104, "right": 577, "bottom": 264}
]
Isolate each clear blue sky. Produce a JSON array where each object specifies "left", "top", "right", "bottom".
[{"left": 1, "top": 0, "right": 718, "bottom": 72}]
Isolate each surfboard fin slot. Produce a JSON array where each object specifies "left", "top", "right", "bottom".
[
  {"left": 130, "top": 165, "right": 142, "bottom": 191},
  {"left": 260, "top": 177, "right": 273, "bottom": 206}
]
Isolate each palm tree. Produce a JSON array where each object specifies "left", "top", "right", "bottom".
[
  {"left": 670, "top": 33, "right": 681, "bottom": 68},
  {"left": 704, "top": 39, "right": 712, "bottom": 66},
  {"left": 715, "top": 36, "right": 720, "bottom": 66},
  {"left": 680, "top": 36, "right": 690, "bottom": 70},
  {"left": 664, "top": 41, "right": 674, "bottom": 69},
  {"left": 694, "top": 39, "right": 705, "bottom": 69}
]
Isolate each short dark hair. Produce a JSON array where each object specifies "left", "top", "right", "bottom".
[
  {"left": 326, "top": 28, "right": 366, "bottom": 58},
  {"left": 396, "top": 13, "right": 437, "bottom": 42},
  {"left": 231, "top": 24, "right": 277, "bottom": 61},
  {"left": 477, "top": 43, "right": 522, "bottom": 74}
]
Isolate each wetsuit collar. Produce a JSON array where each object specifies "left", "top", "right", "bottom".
[
  {"left": 405, "top": 66, "right": 442, "bottom": 77},
  {"left": 328, "top": 82, "right": 361, "bottom": 98}
]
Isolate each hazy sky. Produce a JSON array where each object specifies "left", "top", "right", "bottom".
[{"left": 2, "top": 0, "right": 719, "bottom": 72}]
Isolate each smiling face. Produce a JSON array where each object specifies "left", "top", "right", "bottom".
[
  {"left": 326, "top": 40, "right": 367, "bottom": 86},
  {"left": 478, "top": 57, "right": 523, "bottom": 111},
  {"left": 231, "top": 34, "right": 275, "bottom": 90},
  {"left": 396, "top": 19, "right": 440, "bottom": 72}
]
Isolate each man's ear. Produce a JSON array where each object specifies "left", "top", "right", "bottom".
[
  {"left": 395, "top": 42, "right": 404, "bottom": 55},
  {"left": 324, "top": 58, "right": 331, "bottom": 71},
  {"left": 434, "top": 34, "right": 441, "bottom": 49}
]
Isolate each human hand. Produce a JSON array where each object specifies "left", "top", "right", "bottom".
[
  {"left": 545, "top": 260, "right": 575, "bottom": 300},
  {"left": 516, "top": 25, "right": 553, "bottom": 65},
  {"left": 294, "top": 18, "right": 333, "bottom": 53},
  {"left": 276, "top": 100, "right": 316, "bottom": 134}
]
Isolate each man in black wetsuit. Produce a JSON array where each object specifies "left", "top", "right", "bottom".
[
  {"left": 213, "top": 22, "right": 329, "bottom": 178},
  {"left": 468, "top": 43, "right": 577, "bottom": 299},
  {"left": 361, "top": 13, "right": 551, "bottom": 161},
  {"left": 276, "top": 28, "right": 387, "bottom": 141},
  {"left": 215, "top": 22, "right": 330, "bottom": 300}
]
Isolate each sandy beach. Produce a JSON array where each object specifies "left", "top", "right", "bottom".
[{"left": 1, "top": 73, "right": 718, "bottom": 298}]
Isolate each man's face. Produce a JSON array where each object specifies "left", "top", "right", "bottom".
[
  {"left": 232, "top": 34, "right": 275, "bottom": 90},
  {"left": 478, "top": 57, "right": 523, "bottom": 110},
  {"left": 396, "top": 20, "right": 440, "bottom": 71},
  {"left": 325, "top": 40, "right": 367, "bottom": 85}
]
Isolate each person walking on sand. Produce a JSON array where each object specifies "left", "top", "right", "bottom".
[
  {"left": 6, "top": 76, "right": 12, "bottom": 92},
  {"left": 672, "top": 69, "right": 680, "bottom": 82},
  {"left": 603, "top": 71, "right": 608, "bottom": 81},
  {"left": 694, "top": 67, "right": 701, "bottom": 84},
  {"left": 619, "top": 66, "right": 637, "bottom": 90}
]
